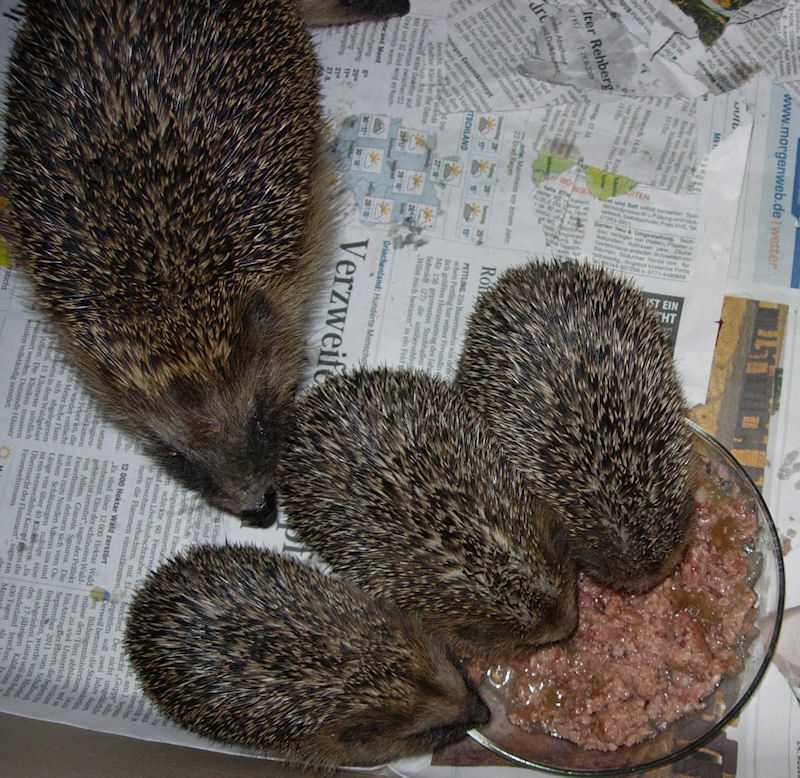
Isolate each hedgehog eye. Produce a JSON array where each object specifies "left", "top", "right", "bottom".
[
  {"left": 160, "top": 448, "right": 193, "bottom": 472},
  {"left": 146, "top": 441, "right": 217, "bottom": 501},
  {"left": 158, "top": 446, "right": 186, "bottom": 461},
  {"left": 252, "top": 412, "right": 267, "bottom": 439},
  {"left": 149, "top": 438, "right": 188, "bottom": 463}
]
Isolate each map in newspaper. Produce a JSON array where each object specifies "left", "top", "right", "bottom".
[
  {"left": 334, "top": 112, "right": 506, "bottom": 243},
  {"left": 335, "top": 113, "right": 444, "bottom": 231},
  {"left": 532, "top": 151, "right": 638, "bottom": 199}
]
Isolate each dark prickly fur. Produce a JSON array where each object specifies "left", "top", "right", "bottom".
[
  {"left": 2, "top": 0, "right": 406, "bottom": 524},
  {"left": 124, "top": 544, "right": 488, "bottom": 768},
  {"left": 277, "top": 367, "right": 578, "bottom": 660},
  {"left": 455, "top": 258, "right": 696, "bottom": 592}
]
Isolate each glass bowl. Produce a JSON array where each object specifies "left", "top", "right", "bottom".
[{"left": 468, "top": 420, "right": 785, "bottom": 775}]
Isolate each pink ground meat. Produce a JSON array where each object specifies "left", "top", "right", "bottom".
[{"left": 488, "top": 459, "right": 759, "bottom": 751}]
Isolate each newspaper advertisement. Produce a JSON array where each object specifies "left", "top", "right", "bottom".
[
  {"left": 2, "top": 0, "right": 800, "bottom": 777},
  {"left": 727, "top": 75, "right": 800, "bottom": 296}
]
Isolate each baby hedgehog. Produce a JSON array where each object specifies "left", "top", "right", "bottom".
[
  {"left": 2, "top": 0, "right": 407, "bottom": 524},
  {"left": 125, "top": 544, "right": 488, "bottom": 768},
  {"left": 277, "top": 367, "right": 578, "bottom": 660},
  {"left": 455, "top": 258, "right": 696, "bottom": 593}
]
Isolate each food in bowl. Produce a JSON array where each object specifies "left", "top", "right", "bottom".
[{"left": 478, "top": 441, "right": 762, "bottom": 752}]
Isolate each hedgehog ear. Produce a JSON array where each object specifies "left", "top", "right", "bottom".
[
  {"left": 374, "top": 597, "right": 404, "bottom": 619},
  {"left": 244, "top": 293, "right": 279, "bottom": 338}
]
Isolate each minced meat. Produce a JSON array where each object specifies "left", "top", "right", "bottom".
[{"left": 485, "top": 456, "right": 759, "bottom": 751}]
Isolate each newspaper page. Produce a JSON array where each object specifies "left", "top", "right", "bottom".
[{"left": 1, "top": 1, "right": 800, "bottom": 777}]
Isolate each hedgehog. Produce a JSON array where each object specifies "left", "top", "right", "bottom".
[
  {"left": 124, "top": 544, "right": 489, "bottom": 769},
  {"left": 455, "top": 258, "right": 696, "bottom": 593},
  {"left": 1, "top": 0, "right": 408, "bottom": 525},
  {"left": 276, "top": 367, "right": 578, "bottom": 660}
]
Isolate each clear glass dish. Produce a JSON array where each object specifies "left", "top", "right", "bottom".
[{"left": 468, "top": 420, "right": 785, "bottom": 776}]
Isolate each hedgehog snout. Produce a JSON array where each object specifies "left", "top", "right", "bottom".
[
  {"left": 145, "top": 435, "right": 279, "bottom": 525},
  {"left": 398, "top": 677, "right": 490, "bottom": 752},
  {"left": 239, "top": 491, "right": 278, "bottom": 527}
]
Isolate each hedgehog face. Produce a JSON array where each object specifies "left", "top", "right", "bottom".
[
  {"left": 564, "top": 468, "right": 697, "bottom": 592},
  {"left": 140, "top": 406, "right": 281, "bottom": 524},
  {"left": 116, "top": 294, "right": 305, "bottom": 525},
  {"left": 134, "top": 371, "right": 294, "bottom": 525},
  {"left": 321, "top": 642, "right": 490, "bottom": 765},
  {"left": 437, "top": 564, "right": 578, "bottom": 660}
]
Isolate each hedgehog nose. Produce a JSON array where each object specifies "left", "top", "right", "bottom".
[{"left": 239, "top": 491, "right": 277, "bottom": 527}]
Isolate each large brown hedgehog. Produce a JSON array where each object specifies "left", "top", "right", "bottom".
[
  {"left": 1, "top": 0, "right": 407, "bottom": 525},
  {"left": 277, "top": 367, "right": 578, "bottom": 660},
  {"left": 455, "top": 259, "right": 696, "bottom": 593},
  {"left": 125, "top": 544, "right": 487, "bottom": 768}
]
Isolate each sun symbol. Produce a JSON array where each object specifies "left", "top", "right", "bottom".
[
  {"left": 422, "top": 207, "right": 435, "bottom": 222},
  {"left": 415, "top": 133, "right": 426, "bottom": 147},
  {"left": 484, "top": 117, "right": 496, "bottom": 130},
  {"left": 470, "top": 203, "right": 481, "bottom": 216},
  {"left": 379, "top": 201, "right": 391, "bottom": 215},
  {"left": 450, "top": 164, "right": 461, "bottom": 176},
  {"left": 411, "top": 173, "right": 424, "bottom": 188},
  {"left": 369, "top": 150, "right": 381, "bottom": 165},
  {"left": 477, "top": 160, "right": 489, "bottom": 173},
  {"left": 0, "top": 445, "right": 10, "bottom": 459}
]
